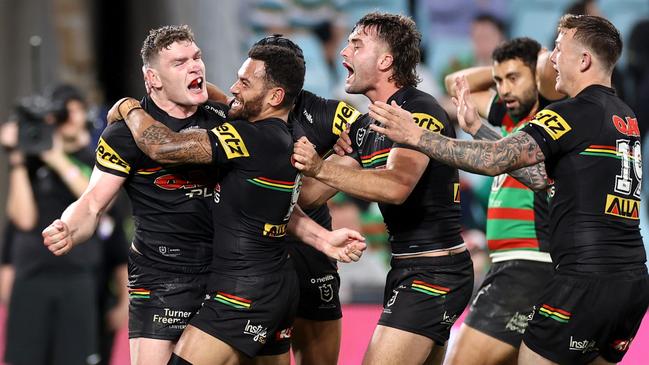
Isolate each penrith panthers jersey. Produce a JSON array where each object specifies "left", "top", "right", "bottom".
[
  {"left": 96, "top": 96, "right": 228, "bottom": 272},
  {"left": 347, "top": 86, "right": 463, "bottom": 255},
  {"left": 523, "top": 85, "right": 646, "bottom": 272}
]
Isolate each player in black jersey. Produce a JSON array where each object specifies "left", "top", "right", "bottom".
[
  {"left": 369, "top": 14, "right": 649, "bottom": 365},
  {"left": 42, "top": 25, "right": 232, "bottom": 365},
  {"left": 108, "top": 44, "right": 365, "bottom": 365},
  {"left": 292, "top": 13, "right": 473, "bottom": 365},
  {"left": 205, "top": 35, "right": 362, "bottom": 365},
  {"left": 442, "top": 38, "right": 564, "bottom": 365}
]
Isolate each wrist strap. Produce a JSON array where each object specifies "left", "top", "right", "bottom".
[{"left": 117, "top": 98, "right": 142, "bottom": 119}]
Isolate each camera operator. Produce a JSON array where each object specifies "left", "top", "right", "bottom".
[{"left": 0, "top": 84, "right": 109, "bottom": 365}]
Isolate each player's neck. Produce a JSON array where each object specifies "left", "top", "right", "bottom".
[
  {"left": 365, "top": 80, "right": 400, "bottom": 103},
  {"left": 250, "top": 107, "right": 289, "bottom": 124},
  {"left": 150, "top": 91, "right": 198, "bottom": 119},
  {"left": 569, "top": 73, "right": 612, "bottom": 98}
]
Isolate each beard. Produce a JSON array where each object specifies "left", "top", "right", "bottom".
[
  {"left": 509, "top": 89, "right": 539, "bottom": 120},
  {"left": 229, "top": 92, "right": 265, "bottom": 120}
]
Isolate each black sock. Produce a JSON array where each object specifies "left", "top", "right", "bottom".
[{"left": 167, "top": 353, "right": 193, "bottom": 365}]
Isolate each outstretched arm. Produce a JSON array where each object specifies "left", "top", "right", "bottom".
[
  {"left": 43, "top": 168, "right": 125, "bottom": 256},
  {"left": 368, "top": 101, "right": 545, "bottom": 177},
  {"left": 451, "top": 77, "right": 549, "bottom": 190},
  {"left": 288, "top": 205, "right": 366, "bottom": 263},
  {"left": 107, "top": 98, "right": 213, "bottom": 165}
]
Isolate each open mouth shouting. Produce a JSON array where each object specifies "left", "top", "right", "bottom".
[{"left": 188, "top": 76, "right": 204, "bottom": 94}]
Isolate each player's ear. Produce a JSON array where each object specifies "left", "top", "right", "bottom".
[
  {"left": 268, "top": 87, "right": 285, "bottom": 107},
  {"left": 146, "top": 67, "right": 163, "bottom": 89},
  {"left": 378, "top": 53, "right": 393, "bottom": 72},
  {"left": 579, "top": 51, "right": 592, "bottom": 72}
]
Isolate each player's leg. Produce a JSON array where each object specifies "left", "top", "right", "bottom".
[
  {"left": 292, "top": 318, "right": 341, "bottom": 365},
  {"left": 250, "top": 352, "right": 291, "bottom": 365},
  {"left": 363, "top": 325, "right": 436, "bottom": 365},
  {"left": 518, "top": 342, "right": 557, "bottom": 365},
  {"left": 172, "top": 324, "right": 244, "bottom": 365},
  {"left": 288, "top": 243, "right": 343, "bottom": 365},
  {"left": 445, "top": 324, "right": 517, "bottom": 365},
  {"left": 130, "top": 338, "right": 176, "bottom": 365},
  {"left": 423, "top": 341, "right": 446, "bottom": 365}
]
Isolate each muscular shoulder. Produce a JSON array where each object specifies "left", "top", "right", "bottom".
[{"left": 402, "top": 88, "right": 452, "bottom": 135}]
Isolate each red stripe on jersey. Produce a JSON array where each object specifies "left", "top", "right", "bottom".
[
  {"left": 257, "top": 177, "right": 295, "bottom": 185},
  {"left": 361, "top": 148, "right": 391, "bottom": 160},
  {"left": 501, "top": 177, "right": 528, "bottom": 189},
  {"left": 488, "top": 208, "right": 535, "bottom": 220},
  {"left": 488, "top": 238, "right": 540, "bottom": 251}
]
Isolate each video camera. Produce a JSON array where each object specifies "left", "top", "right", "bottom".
[{"left": 14, "top": 95, "right": 58, "bottom": 155}]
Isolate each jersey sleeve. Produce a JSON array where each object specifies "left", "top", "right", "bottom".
[
  {"left": 345, "top": 115, "right": 367, "bottom": 165},
  {"left": 297, "top": 90, "right": 362, "bottom": 152},
  {"left": 521, "top": 99, "right": 586, "bottom": 165},
  {"left": 207, "top": 120, "right": 255, "bottom": 168},
  {"left": 396, "top": 96, "right": 453, "bottom": 150},
  {"left": 95, "top": 122, "right": 141, "bottom": 177}
]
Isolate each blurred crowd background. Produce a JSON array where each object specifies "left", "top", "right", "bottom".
[{"left": 0, "top": 0, "right": 648, "bottom": 364}]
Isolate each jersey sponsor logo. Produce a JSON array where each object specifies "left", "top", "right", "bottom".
[
  {"left": 96, "top": 137, "right": 130, "bottom": 174},
  {"left": 569, "top": 336, "right": 598, "bottom": 353},
  {"left": 275, "top": 327, "right": 292, "bottom": 340},
  {"left": 538, "top": 304, "right": 571, "bottom": 323},
  {"left": 605, "top": 194, "right": 640, "bottom": 219},
  {"left": 263, "top": 223, "right": 287, "bottom": 238},
  {"left": 611, "top": 338, "right": 633, "bottom": 352},
  {"left": 441, "top": 311, "right": 459, "bottom": 329},
  {"left": 154, "top": 173, "right": 205, "bottom": 190},
  {"left": 332, "top": 102, "right": 361, "bottom": 136},
  {"left": 412, "top": 113, "right": 444, "bottom": 133},
  {"left": 243, "top": 320, "right": 268, "bottom": 344},
  {"left": 211, "top": 123, "right": 250, "bottom": 159},
  {"left": 203, "top": 104, "right": 227, "bottom": 119},
  {"left": 531, "top": 109, "right": 572, "bottom": 140},
  {"left": 505, "top": 312, "right": 531, "bottom": 334},
  {"left": 453, "top": 183, "right": 460, "bottom": 203},
  {"left": 152, "top": 308, "right": 192, "bottom": 326},
  {"left": 612, "top": 115, "right": 640, "bottom": 137}
]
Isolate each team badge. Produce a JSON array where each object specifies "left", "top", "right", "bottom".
[{"left": 319, "top": 283, "right": 334, "bottom": 302}]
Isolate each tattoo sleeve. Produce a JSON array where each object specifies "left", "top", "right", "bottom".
[
  {"left": 416, "top": 128, "right": 546, "bottom": 179},
  {"left": 124, "top": 109, "right": 213, "bottom": 165},
  {"left": 472, "top": 123, "right": 549, "bottom": 190}
]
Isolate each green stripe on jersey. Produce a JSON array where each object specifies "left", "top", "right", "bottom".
[
  {"left": 486, "top": 220, "right": 537, "bottom": 240},
  {"left": 488, "top": 187, "right": 535, "bottom": 208}
]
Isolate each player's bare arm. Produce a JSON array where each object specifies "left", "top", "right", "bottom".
[
  {"left": 107, "top": 97, "right": 212, "bottom": 165},
  {"left": 368, "top": 101, "right": 545, "bottom": 176},
  {"left": 293, "top": 136, "right": 427, "bottom": 205}
]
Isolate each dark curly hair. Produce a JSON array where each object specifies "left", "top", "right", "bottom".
[
  {"left": 353, "top": 12, "right": 421, "bottom": 87},
  {"left": 141, "top": 25, "right": 195, "bottom": 66},
  {"left": 492, "top": 37, "right": 541, "bottom": 74},
  {"left": 248, "top": 44, "right": 305, "bottom": 108}
]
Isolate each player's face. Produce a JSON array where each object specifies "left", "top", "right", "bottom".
[
  {"left": 153, "top": 40, "right": 208, "bottom": 107},
  {"left": 340, "top": 26, "right": 385, "bottom": 95},
  {"left": 550, "top": 29, "right": 581, "bottom": 97},
  {"left": 229, "top": 58, "right": 268, "bottom": 120},
  {"left": 492, "top": 58, "right": 538, "bottom": 119}
]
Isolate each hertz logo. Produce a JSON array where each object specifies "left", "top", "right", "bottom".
[
  {"left": 211, "top": 123, "right": 250, "bottom": 159},
  {"left": 605, "top": 194, "right": 639, "bottom": 220},
  {"left": 453, "top": 183, "right": 460, "bottom": 203},
  {"left": 263, "top": 223, "right": 287, "bottom": 238},
  {"left": 531, "top": 109, "right": 572, "bottom": 140},
  {"left": 332, "top": 102, "right": 361, "bottom": 136},
  {"left": 412, "top": 113, "right": 444, "bottom": 133},
  {"left": 96, "top": 138, "right": 130, "bottom": 174}
]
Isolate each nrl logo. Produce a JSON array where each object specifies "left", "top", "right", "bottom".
[
  {"left": 386, "top": 290, "right": 399, "bottom": 307},
  {"left": 319, "top": 284, "right": 334, "bottom": 302},
  {"left": 356, "top": 127, "right": 366, "bottom": 146}
]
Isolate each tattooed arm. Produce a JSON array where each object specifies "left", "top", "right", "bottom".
[
  {"left": 471, "top": 123, "right": 549, "bottom": 190},
  {"left": 368, "top": 101, "right": 546, "bottom": 178},
  {"left": 108, "top": 97, "right": 213, "bottom": 165}
]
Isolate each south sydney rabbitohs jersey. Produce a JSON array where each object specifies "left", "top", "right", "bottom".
[
  {"left": 485, "top": 95, "right": 551, "bottom": 263},
  {"left": 285, "top": 90, "right": 361, "bottom": 240},
  {"left": 523, "top": 85, "right": 646, "bottom": 272},
  {"left": 348, "top": 86, "right": 463, "bottom": 255},
  {"left": 207, "top": 118, "right": 300, "bottom": 275},
  {"left": 95, "top": 97, "right": 228, "bottom": 272}
]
